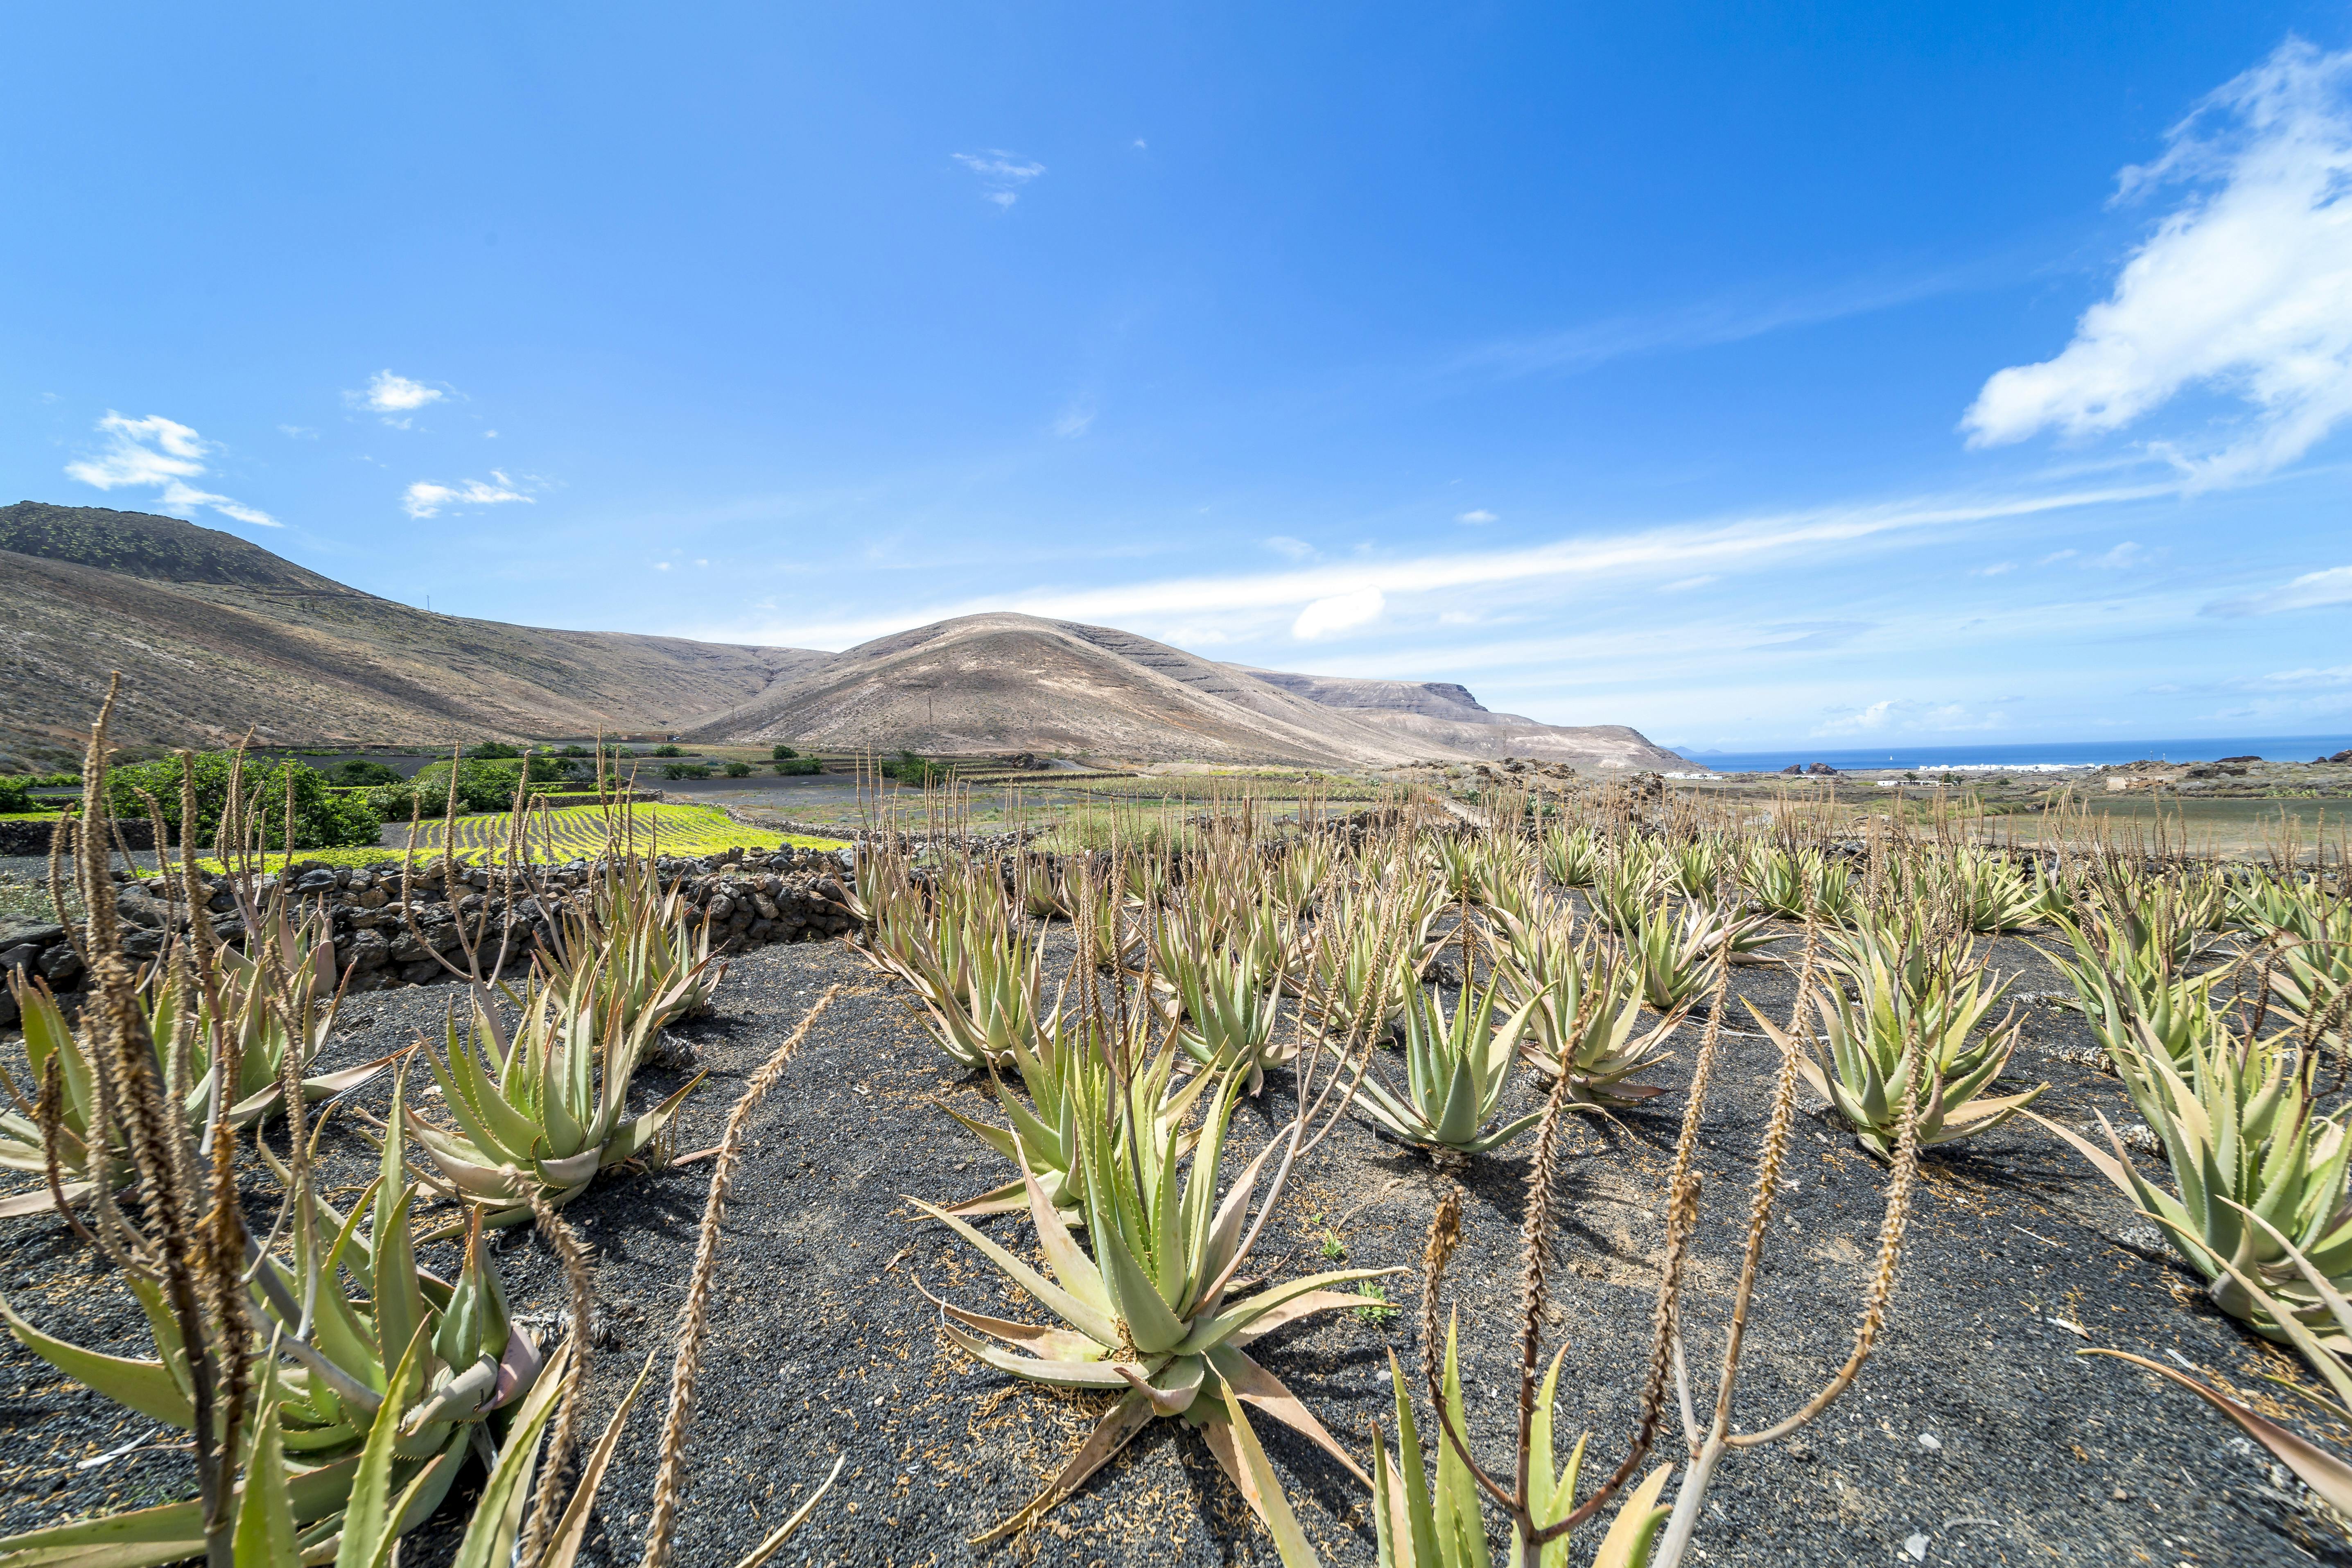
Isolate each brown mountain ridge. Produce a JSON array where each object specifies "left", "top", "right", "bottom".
[{"left": 0, "top": 503, "right": 1682, "bottom": 773}]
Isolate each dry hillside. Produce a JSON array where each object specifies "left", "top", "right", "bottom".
[
  {"left": 0, "top": 503, "right": 821, "bottom": 768},
  {"left": 0, "top": 504, "right": 1684, "bottom": 773},
  {"left": 682, "top": 611, "right": 1685, "bottom": 769}
]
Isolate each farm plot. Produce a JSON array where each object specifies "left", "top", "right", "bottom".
[{"left": 403, "top": 802, "right": 842, "bottom": 863}]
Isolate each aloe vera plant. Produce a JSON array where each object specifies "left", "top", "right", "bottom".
[
  {"left": 0, "top": 1068, "right": 542, "bottom": 1566},
  {"left": 405, "top": 965, "right": 708, "bottom": 1225},
  {"left": 1539, "top": 825, "right": 1600, "bottom": 890},
  {"left": 912, "top": 1048, "right": 1398, "bottom": 1548},
  {"left": 1495, "top": 920, "right": 1675, "bottom": 1107},
  {"left": 1167, "top": 944, "right": 1293, "bottom": 1092},
  {"left": 2036, "top": 1026, "right": 2352, "bottom": 1354},
  {"left": 531, "top": 854, "right": 723, "bottom": 1050},
  {"left": 2038, "top": 911, "right": 2229, "bottom": 1073},
  {"left": 1373, "top": 1330, "right": 1673, "bottom": 1568},
  {"left": 1755, "top": 920, "right": 2045, "bottom": 1157},
  {"left": 0, "top": 917, "right": 389, "bottom": 1219},
  {"left": 1352, "top": 974, "right": 1545, "bottom": 1157}
]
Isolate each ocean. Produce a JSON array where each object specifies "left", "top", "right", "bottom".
[{"left": 1672, "top": 734, "right": 2352, "bottom": 775}]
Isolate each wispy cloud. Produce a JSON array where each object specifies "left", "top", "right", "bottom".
[
  {"left": 1750, "top": 621, "right": 1873, "bottom": 653},
  {"left": 1809, "top": 698, "right": 2008, "bottom": 737},
  {"left": 951, "top": 149, "right": 1045, "bottom": 208},
  {"left": 348, "top": 370, "right": 448, "bottom": 427},
  {"left": 400, "top": 470, "right": 534, "bottom": 519},
  {"left": 1051, "top": 403, "right": 1095, "bottom": 437},
  {"left": 1453, "top": 264, "right": 1979, "bottom": 382},
  {"left": 1966, "top": 38, "right": 2352, "bottom": 485},
  {"left": 1262, "top": 535, "right": 1315, "bottom": 561},
  {"left": 1455, "top": 508, "right": 1498, "bottom": 525},
  {"left": 2204, "top": 563, "right": 2352, "bottom": 615},
  {"left": 688, "top": 477, "right": 2180, "bottom": 653},
  {"left": 1292, "top": 587, "right": 1385, "bottom": 641},
  {"left": 63, "top": 412, "right": 278, "bottom": 526}
]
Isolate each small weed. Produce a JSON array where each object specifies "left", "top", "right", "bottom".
[{"left": 1351, "top": 1281, "right": 1396, "bottom": 1324}]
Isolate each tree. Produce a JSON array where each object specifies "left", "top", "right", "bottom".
[
  {"left": 333, "top": 758, "right": 403, "bottom": 787},
  {"left": 723, "top": 761, "right": 752, "bottom": 777},
  {"left": 464, "top": 741, "right": 523, "bottom": 759},
  {"left": 108, "top": 753, "right": 382, "bottom": 850},
  {"left": 771, "top": 744, "right": 798, "bottom": 760},
  {"left": 653, "top": 745, "right": 685, "bottom": 758}
]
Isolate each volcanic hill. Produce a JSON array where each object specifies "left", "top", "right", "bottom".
[{"left": 0, "top": 504, "right": 1681, "bottom": 772}]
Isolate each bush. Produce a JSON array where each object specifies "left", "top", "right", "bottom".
[
  {"left": 723, "top": 761, "right": 753, "bottom": 778},
  {"left": 653, "top": 745, "right": 684, "bottom": 758},
  {"left": 662, "top": 762, "right": 712, "bottom": 780},
  {"left": 774, "top": 758, "right": 820, "bottom": 776},
  {"left": 410, "top": 759, "right": 535, "bottom": 814},
  {"left": 0, "top": 778, "right": 34, "bottom": 814},
  {"left": 108, "top": 752, "right": 380, "bottom": 850},
  {"left": 771, "top": 744, "right": 798, "bottom": 760},
  {"left": 333, "top": 758, "right": 404, "bottom": 787},
  {"left": 879, "top": 749, "right": 946, "bottom": 786},
  {"left": 558, "top": 744, "right": 593, "bottom": 758},
  {"left": 465, "top": 741, "right": 523, "bottom": 759}
]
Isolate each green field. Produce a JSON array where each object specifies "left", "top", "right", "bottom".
[{"left": 402, "top": 802, "right": 845, "bottom": 864}]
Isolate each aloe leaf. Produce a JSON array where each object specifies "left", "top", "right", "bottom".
[
  {"left": 233, "top": 1382, "right": 301, "bottom": 1568},
  {"left": 0, "top": 1288, "right": 195, "bottom": 1430},
  {"left": 1207, "top": 1396, "right": 1324, "bottom": 1568},
  {"left": 2085, "top": 1348, "right": 2352, "bottom": 1514},
  {"left": 902, "top": 1195, "right": 1121, "bottom": 1347},
  {"left": 334, "top": 1323, "right": 429, "bottom": 1568},
  {"left": 541, "top": 1348, "right": 660, "bottom": 1568},
  {"left": 1589, "top": 1462, "right": 1675, "bottom": 1568},
  {"left": 447, "top": 1335, "right": 575, "bottom": 1568}
]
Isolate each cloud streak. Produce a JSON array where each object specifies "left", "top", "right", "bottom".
[
  {"left": 349, "top": 370, "right": 448, "bottom": 426},
  {"left": 2205, "top": 563, "right": 2352, "bottom": 615},
  {"left": 1966, "top": 38, "right": 2352, "bottom": 484},
  {"left": 688, "top": 477, "right": 2180, "bottom": 651},
  {"left": 952, "top": 149, "right": 1045, "bottom": 208},
  {"left": 63, "top": 412, "right": 278, "bottom": 526},
  {"left": 401, "top": 470, "right": 535, "bottom": 519}
]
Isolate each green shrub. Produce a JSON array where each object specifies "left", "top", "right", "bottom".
[
  {"left": 108, "top": 752, "right": 380, "bottom": 850},
  {"left": 653, "top": 744, "right": 684, "bottom": 758},
  {"left": 774, "top": 758, "right": 820, "bottom": 776},
  {"left": 0, "top": 778, "right": 33, "bottom": 814},
  {"left": 771, "top": 744, "right": 798, "bottom": 760},
  {"left": 879, "top": 749, "right": 946, "bottom": 786},
  {"left": 558, "top": 744, "right": 593, "bottom": 757},
  {"left": 662, "top": 762, "right": 712, "bottom": 780},
  {"left": 465, "top": 741, "right": 523, "bottom": 759},
  {"left": 410, "top": 759, "right": 535, "bottom": 814},
  {"left": 723, "top": 760, "right": 753, "bottom": 777},
  {"left": 332, "top": 758, "right": 404, "bottom": 787}
]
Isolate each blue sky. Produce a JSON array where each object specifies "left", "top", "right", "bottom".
[{"left": 6, "top": 3, "right": 2350, "bottom": 750}]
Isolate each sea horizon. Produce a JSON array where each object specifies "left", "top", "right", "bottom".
[{"left": 1670, "top": 734, "right": 2352, "bottom": 775}]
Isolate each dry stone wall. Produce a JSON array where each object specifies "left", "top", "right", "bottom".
[{"left": 0, "top": 844, "right": 857, "bottom": 1027}]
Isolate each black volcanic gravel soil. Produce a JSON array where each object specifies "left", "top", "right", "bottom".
[{"left": 6, "top": 924, "right": 2352, "bottom": 1566}]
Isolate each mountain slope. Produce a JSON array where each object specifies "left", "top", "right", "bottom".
[
  {"left": 1231, "top": 664, "right": 1683, "bottom": 769},
  {"left": 680, "top": 612, "right": 1686, "bottom": 770},
  {"left": 0, "top": 504, "right": 1685, "bottom": 773},
  {"left": 0, "top": 504, "right": 822, "bottom": 767},
  {"left": 676, "top": 613, "right": 1425, "bottom": 765}
]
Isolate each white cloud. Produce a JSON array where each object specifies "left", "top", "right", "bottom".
[
  {"left": 2247, "top": 662, "right": 2352, "bottom": 687},
  {"left": 1814, "top": 700, "right": 1894, "bottom": 736},
  {"left": 278, "top": 424, "right": 317, "bottom": 439},
  {"left": 653, "top": 561, "right": 671, "bottom": 572},
  {"left": 351, "top": 370, "right": 446, "bottom": 424},
  {"left": 1661, "top": 574, "right": 1720, "bottom": 592},
  {"left": 1965, "top": 38, "right": 2352, "bottom": 484},
  {"left": 1262, "top": 535, "right": 1315, "bottom": 561},
  {"left": 1292, "top": 587, "right": 1386, "bottom": 641},
  {"left": 2038, "top": 549, "right": 2079, "bottom": 565},
  {"left": 400, "top": 470, "right": 534, "bottom": 519},
  {"left": 1972, "top": 560, "right": 2017, "bottom": 575},
  {"left": 1052, "top": 405, "right": 1095, "bottom": 438},
  {"left": 63, "top": 412, "right": 278, "bottom": 526},
  {"left": 2205, "top": 563, "right": 2352, "bottom": 614},
  {"left": 694, "top": 477, "right": 2182, "bottom": 653},
  {"left": 2091, "top": 540, "right": 2152, "bottom": 568},
  {"left": 952, "top": 150, "right": 1045, "bottom": 208},
  {"left": 694, "top": 558, "right": 709, "bottom": 567},
  {"left": 1455, "top": 508, "right": 1498, "bottom": 525}
]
